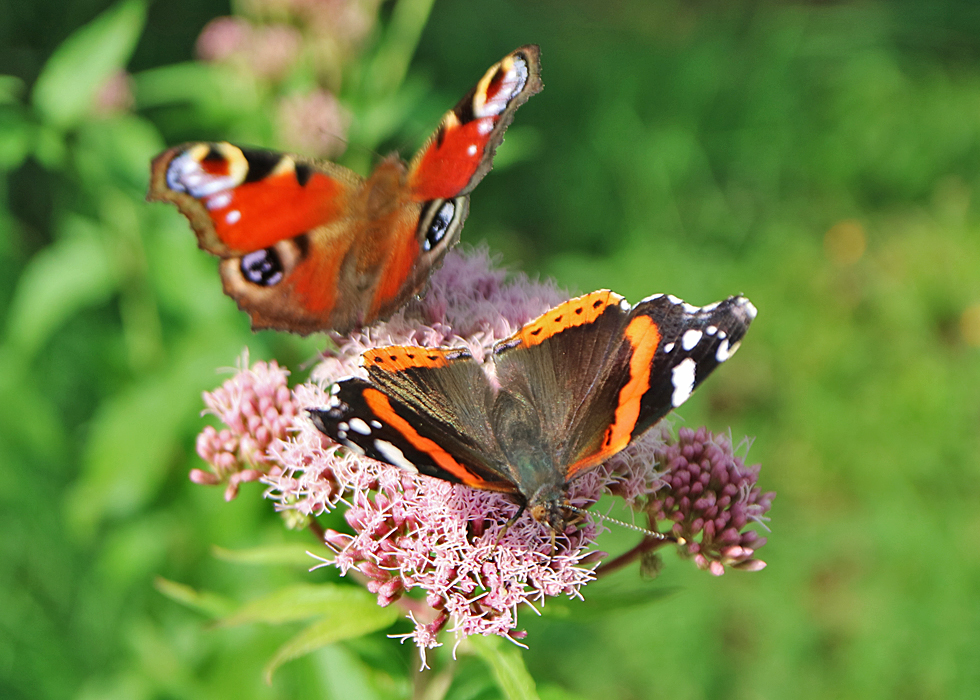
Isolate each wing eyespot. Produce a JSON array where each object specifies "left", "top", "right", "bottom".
[
  {"left": 421, "top": 199, "right": 458, "bottom": 252},
  {"left": 241, "top": 248, "right": 284, "bottom": 286}
]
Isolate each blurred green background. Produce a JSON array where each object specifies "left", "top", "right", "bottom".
[{"left": 3, "top": 0, "right": 980, "bottom": 698}]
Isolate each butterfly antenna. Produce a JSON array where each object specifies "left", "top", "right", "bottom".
[{"left": 564, "top": 505, "right": 686, "bottom": 545}]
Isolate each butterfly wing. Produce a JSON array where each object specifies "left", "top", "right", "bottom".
[
  {"left": 490, "top": 291, "right": 756, "bottom": 480},
  {"left": 310, "top": 346, "right": 516, "bottom": 492},
  {"left": 562, "top": 293, "right": 757, "bottom": 477},
  {"left": 148, "top": 47, "right": 541, "bottom": 335},
  {"left": 408, "top": 45, "right": 543, "bottom": 200},
  {"left": 148, "top": 141, "right": 380, "bottom": 334}
]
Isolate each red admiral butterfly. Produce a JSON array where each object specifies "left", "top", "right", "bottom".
[
  {"left": 310, "top": 289, "right": 756, "bottom": 532},
  {"left": 147, "top": 46, "right": 542, "bottom": 335}
]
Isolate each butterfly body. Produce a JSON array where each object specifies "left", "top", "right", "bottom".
[
  {"left": 148, "top": 46, "right": 542, "bottom": 334},
  {"left": 310, "top": 290, "right": 757, "bottom": 532}
]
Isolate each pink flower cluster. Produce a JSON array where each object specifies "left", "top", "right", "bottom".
[
  {"left": 195, "top": 354, "right": 298, "bottom": 500},
  {"left": 194, "top": 0, "right": 378, "bottom": 156},
  {"left": 650, "top": 427, "right": 774, "bottom": 575},
  {"left": 192, "top": 250, "right": 773, "bottom": 654}
]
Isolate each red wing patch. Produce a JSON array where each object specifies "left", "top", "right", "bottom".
[{"left": 408, "top": 46, "right": 542, "bottom": 201}]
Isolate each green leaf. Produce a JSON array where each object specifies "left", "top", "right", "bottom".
[
  {"left": 154, "top": 577, "right": 236, "bottom": 619},
  {"left": 65, "top": 335, "right": 242, "bottom": 536},
  {"left": 262, "top": 599, "right": 400, "bottom": 683},
  {"left": 467, "top": 635, "right": 540, "bottom": 700},
  {"left": 212, "top": 544, "right": 319, "bottom": 568},
  {"left": 221, "top": 583, "right": 385, "bottom": 627},
  {"left": 538, "top": 685, "right": 592, "bottom": 700},
  {"left": 74, "top": 115, "right": 164, "bottom": 194},
  {"left": 0, "top": 108, "right": 34, "bottom": 173},
  {"left": 32, "top": 0, "right": 147, "bottom": 129},
  {"left": 0, "top": 75, "right": 25, "bottom": 104},
  {"left": 0, "top": 348, "right": 66, "bottom": 461},
  {"left": 4, "top": 219, "right": 116, "bottom": 359}
]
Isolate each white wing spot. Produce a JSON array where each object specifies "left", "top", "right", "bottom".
[
  {"left": 706, "top": 325, "right": 718, "bottom": 336},
  {"left": 671, "top": 358, "right": 697, "bottom": 407},
  {"left": 467, "top": 144, "right": 478, "bottom": 157},
  {"left": 349, "top": 418, "right": 371, "bottom": 435},
  {"left": 744, "top": 299, "right": 758, "bottom": 319},
  {"left": 374, "top": 439, "right": 418, "bottom": 473},
  {"left": 477, "top": 117, "right": 494, "bottom": 135},
  {"left": 702, "top": 301, "right": 720, "bottom": 312},
  {"left": 716, "top": 338, "right": 731, "bottom": 362},
  {"left": 682, "top": 329, "right": 703, "bottom": 351},
  {"left": 663, "top": 342, "right": 675, "bottom": 354},
  {"left": 344, "top": 440, "right": 365, "bottom": 456},
  {"left": 370, "top": 420, "right": 382, "bottom": 430},
  {"left": 206, "top": 192, "right": 231, "bottom": 210},
  {"left": 225, "top": 210, "right": 241, "bottom": 225}
]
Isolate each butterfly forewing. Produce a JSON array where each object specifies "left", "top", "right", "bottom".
[
  {"left": 633, "top": 294, "right": 756, "bottom": 436},
  {"left": 408, "top": 45, "right": 543, "bottom": 201},
  {"left": 310, "top": 378, "right": 515, "bottom": 492},
  {"left": 556, "top": 294, "right": 756, "bottom": 478}
]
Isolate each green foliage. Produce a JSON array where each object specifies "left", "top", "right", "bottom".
[{"left": 3, "top": 0, "right": 980, "bottom": 699}]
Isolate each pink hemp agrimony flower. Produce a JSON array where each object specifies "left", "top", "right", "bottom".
[
  {"left": 650, "top": 427, "right": 774, "bottom": 575},
  {"left": 194, "top": 249, "right": 772, "bottom": 657},
  {"left": 196, "top": 17, "right": 302, "bottom": 81},
  {"left": 195, "top": 353, "right": 298, "bottom": 501},
  {"left": 277, "top": 88, "right": 351, "bottom": 158}
]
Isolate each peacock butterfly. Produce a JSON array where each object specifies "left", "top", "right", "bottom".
[{"left": 147, "top": 46, "right": 542, "bottom": 335}]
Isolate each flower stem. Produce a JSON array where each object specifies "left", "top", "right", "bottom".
[{"left": 594, "top": 535, "right": 672, "bottom": 578}]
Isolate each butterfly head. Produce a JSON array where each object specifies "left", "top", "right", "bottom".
[{"left": 525, "top": 484, "right": 575, "bottom": 534}]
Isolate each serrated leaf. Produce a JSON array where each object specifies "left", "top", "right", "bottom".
[
  {"left": 212, "top": 544, "right": 319, "bottom": 568},
  {"left": 154, "top": 577, "right": 236, "bottom": 619},
  {"left": 32, "top": 0, "right": 147, "bottom": 129},
  {"left": 221, "top": 583, "right": 383, "bottom": 627},
  {"left": 263, "top": 601, "right": 400, "bottom": 683},
  {"left": 467, "top": 635, "right": 540, "bottom": 700},
  {"left": 4, "top": 222, "right": 116, "bottom": 359}
]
